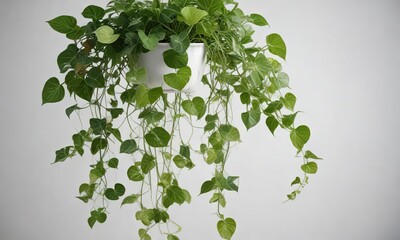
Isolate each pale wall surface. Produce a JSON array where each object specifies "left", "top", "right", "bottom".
[{"left": 0, "top": 0, "right": 399, "bottom": 239}]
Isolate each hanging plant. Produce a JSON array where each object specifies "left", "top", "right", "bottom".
[{"left": 43, "top": 0, "right": 321, "bottom": 239}]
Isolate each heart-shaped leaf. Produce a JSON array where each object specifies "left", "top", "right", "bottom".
[
  {"left": 42, "top": 77, "right": 65, "bottom": 104},
  {"left": 164, "top": 66, "right": 191, "bottom": 91},
  {"left": 95, "top": 26, "right": 120, "bottom": 44}
]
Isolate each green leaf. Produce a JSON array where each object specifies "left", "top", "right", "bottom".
[
  {"left": 65, "top": 71, "right": 82, "bottom": 94},
  {"left": 301, "top": 162, "right": 318, "bottom": 174},
  {"left": 120, "top": 139, "right": 138, "bottom": 154},
  {"left": 253, "top": 54, "right": 271, "bottom": 77},
  {"left": 141, "top": 153, "right": 156, "bottom": 174},
  {"left": 180, "top": 145, "right": 190, "bottom": 159},
  {"left": 266, "top": 116, "right": 279, "bottom": 135},
  {"left": 281, "top": 92, "right": 296, "bottom": 111},
  {"left": 291, "top": 177, "right": 301, "bottom": 186},
  {"left": 209, "top": 131, "right": 224, "bottom": 149},
  {"left": 95, "top": 26, "right": 120, "bottom": 44},
  {"left": 217, "top": 218, "right": 236, "bottom": 240},
  {"left": 89, "top": 167, "right": 105, "bottom": 184},
  {"left": 47, "top": 15, "right": 77, "bottom": 34},
  {"left": 72, "top": 133, "right": 84, "bottom": 155},
  {"left": 138, "top": 30, "right": 159, "bottom": 51},
  {"left": 287, "top": 191, "right": 297, "bottom": 200},
  {"left": 240, "top": 92, "right": 251, "bottom": 105},
  {"left": 105, "top": 188, "right": 119, "bottom": 200},
  {"left": 75, "top": 81, "right": 94, "bottom": 102},
  {"left": 42, "top": 77, "right": 65, "bottom": 104},
  {"left": 264, "top": 100, "right": 283, "bottom": 114},
  {"left": 290, "top": 125, "right": 311, "bottom": 150},
  {"left": 138, "top": 108, "right": 165, "bottom": 124},
  {"left": 66, "top": 26, "right": 85, "bottom": 40},
  {"left": 164, "top": 66, "right": 191, "bottom": 91},
  {"left": 121, "top": 194, "right": 140, "bottom": 206},
  {"left": 167, "top": 185, "right": 185, "bottom": 204},
  {"left": 169, "top": 31, "right": 190, "bottom": 54},
  {"left": 182, "top": 189, "right": 192, "bottom": 204},
  {"left": 173, "top": 155, "right": 188, "bottom": 169},
  {"left": 65, "top": 104, "right": 80, "bottom": 118},
  {"left": 272, "top": 72, "right": 290, "bottom": 90},
  {"left": 282, "top": 112, "right": 298, "bottom": 128},
  {"left": 304, "top": 150, "right": 322, "bottom": 160},
  {"left": 198, "top": 0, "right": 224, "bottom": 14},
  {"left": 108, "top": 158, "right": 119, "bottom": 168},
  {"left": 167, "top": 234, "right": 180, "bottom": 240},
  {"left": 82, "top": 5, "right": 105, "bottom": 20},
  {"left": 54, "top": 147, "right": 72, "bottom": 163},
  {"left": 267, "top": 33, "right": 287, "bottom": 60},
  {"left": 90, "top": 137, "right": 108, "bottom": 154},
  {"left": 241, "top": 108, "right": 261, "bottom": 130},
  {"left": 224, "top": 176, "right": 239, "bottom": 192},
  {"left": 135, "top": 84, "right": 150, "bottom": 108},
  {"left": 182, "top": 97, "right": 206, "bottom": 119},
  {"left": 148, "top": 87, "right": 163, "bottom": 103},
  {"left": 107, "top": 108, "right": 124, "bottom": 119},
  {"left": 115, "top": 183, "right": 126, "bottom": 196},
  {"left": 90, "top": 118, "right": 106, "bottom": 135},
  {"left": 178, "top": 7, "right": 208, "bottom": 26},
  {"left": 163, "top": 49, "right": 188, "bottom": 68},
  {"left": 200, "top": 180, "right": 215, "bottom": 194},
  {"left": 88, "top": 216, "right": 96, "bottom": 228},
  {"left": 85, "top": 67, "right": 106, "bottom": 88},
  {"left": 144, "top": 127, "right": 171, "bottom": 147},
  {"left": 127, "top": 165, "right": 144, "bottom": 181},
  {"left": 219, "top": 125, "right": 240, "bottom": 142},
  {"left": 57, "top": 44, "right": 78, "bottom": 73},
  {"left": 249, "top": 13, "right": 269, "bottom": 26}
]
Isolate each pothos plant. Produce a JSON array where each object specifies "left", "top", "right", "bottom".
[{"left": 42, "top": 0, "right": 321, "bottom": 239}]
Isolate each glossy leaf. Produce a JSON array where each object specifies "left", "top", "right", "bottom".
[
  {"left": 163, "top": 49, "right": 188, "bottom": 68},
  {"left": 127, "top": 165, "right": 144, "bottom": 181},
  {"left": 42, "top": 77, "right": 65, "bottom": 104},
  {"left": 120, "top": 139, "right": 138, "bottom": 154},
  {"left": 267, "top": 33, "right": 286, "bottom": 60},
  {"left": 290, "top": 125, "right": 311, "bottom": 150},
  {"left": 182, "top": 97, "right": 206, "bottom": 119},
  {"left": 141, "top": 153, "right": 156, "bottom": 174},
  {"left": 249, "top": 13, "right": 269, "bottom": 26},
  {"left": 281, "top": 92, "right": 296, "bottom": 111},
  {"left": 304, "top": 150, "right": 322, "bottom": 160},
  {"left": 57, "top": 44, "right": 78, "bottom": 73},
  {"left": 219, "top": 125, "right": 240, "bottom": 142},
  {"left": 121, "top": 194, "right": 140, "bottom": 206},
  {"left": 301, "top": 162, "right": 318, "bottom": 174},
  {"left": 200, "top": 180, "right": 215, "bottom": 194},
  {"left": 167, "top": 186, "right": 185, "bottom": 204},
  {"left": 217, "top": 218, "right": 236, "bottom": 240},
  {"left": 266, "top": 116, "right": 279, "bottom": 135},
  {"left": 179, "top": 7, "right": 208, "bottom": 26},
  {"left": 95, "top": 26, "right": 120, "bottom": 44},
  {"left": 138, "top": 30, "right": 159, "bottom": 51},
  {"left": 145, "top": 127, "right": 171, "bottom": 147},
  {"left": 241, "top": 108, "right": 261, "bottom": 130},
  {"left": 164, "top": 66, "right": 191, "bottom": 91},
  {"left": 82, "top": 5, "right": 105, "bottom": 20},
  {"left": 169, "top": 31, "right": 190, "bottom": 54},
  {"left": 47, "top": 15, "right": 77, "bottom": 34},
  {"left": 85, "top": 67, "right": 106, "bottom": 88},
  {"left": 198, "top": 0, "right": 224, "bottom": 14}
]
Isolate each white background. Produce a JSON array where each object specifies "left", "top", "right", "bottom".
[{"left": 1, "top": 0, "right": 399, "bottom": 239}]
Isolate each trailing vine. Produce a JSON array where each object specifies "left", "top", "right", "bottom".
[{"left": 42, "top": 0, "right": 321, "bottom": 239}]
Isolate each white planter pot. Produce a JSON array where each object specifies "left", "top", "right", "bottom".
[{"left": 139, "top": 43, "right": 207, "bottom": 93}]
